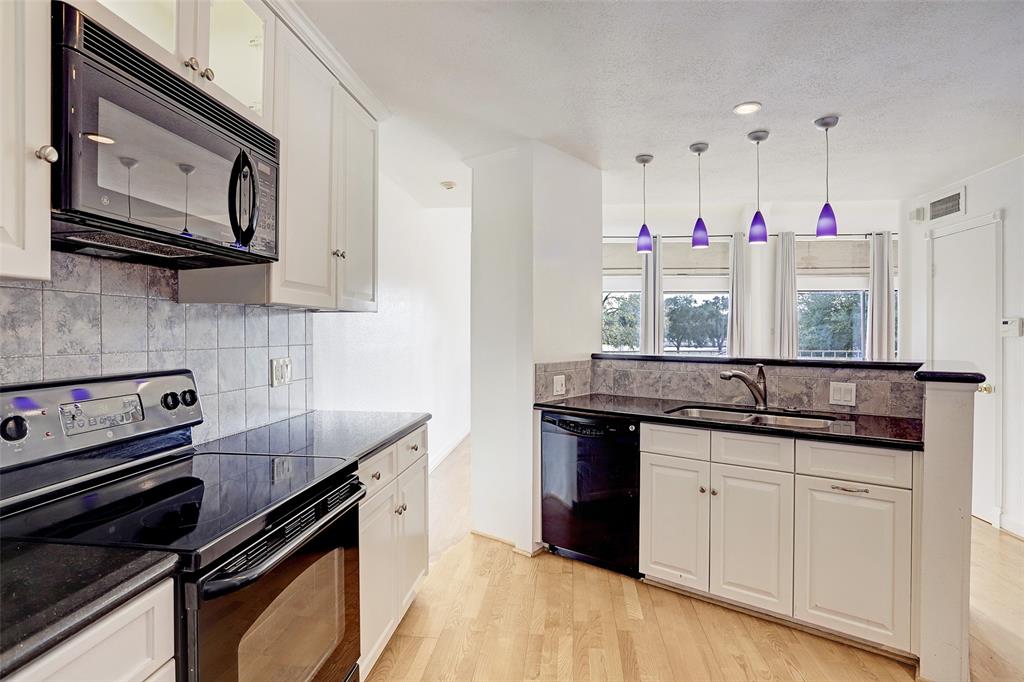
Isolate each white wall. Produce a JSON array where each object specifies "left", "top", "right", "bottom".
[
  {"left": 469, "top": 143, "right": 603, "bottom": 550},
  {"left": 901, "top": 156, "right": 1024, "bottom": 536},
  {"left": 313, "top": 174, "right": 471, "bottom": 469}
]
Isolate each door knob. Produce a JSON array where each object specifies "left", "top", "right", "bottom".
[
  {"left": 977, "top": 383, "right": 994, "bottom": 394},
  {"left": 200, "top": 67, "right": 215, "bottom": 81},
  {"left": 35, "top": 145, "right": 59, "bottom": 164},
  {"left": 183, "top": 56, "right": 200, "bottom": 71}
]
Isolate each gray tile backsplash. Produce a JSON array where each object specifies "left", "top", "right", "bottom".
[
  {"left": 1, "top": 252, "right": 316, "bottom": 443},
  {"left": 536, "top": 357, "right": 924, "bottom": 419}
]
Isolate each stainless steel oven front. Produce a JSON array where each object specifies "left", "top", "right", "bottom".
[{"left": 185, "top": 478, "right": 364, "bottom": 682}]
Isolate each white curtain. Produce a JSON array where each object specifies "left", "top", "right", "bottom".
[
  {"left": 727, "top": 233, "right": 747, "bottom": 356},
  {"left": 773, "top": 232, "right": 798, "bottom": 358},
  {"left": 866, "top": 231, "right": 895, "bottom": 360}
]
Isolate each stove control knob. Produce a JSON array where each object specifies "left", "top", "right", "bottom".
[
  {"left": 179, "top": 389, "right": 198, "bottom": 407},
  {"left": 161, "top": 392, "right": 180, "bottom": 410},
  {"left": 1, "top": 415, "right": 29, "bottom": 442}
]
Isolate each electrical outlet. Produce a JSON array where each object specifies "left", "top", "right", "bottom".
[
  {"left": 553, "top": 375, "right": 566, "bottom": 396},
  {"left": 829, "top": 381, "right": 857, "bottom": 407},
  {"left": 270, "top": 357, "right": 292, "bottom": 387}
]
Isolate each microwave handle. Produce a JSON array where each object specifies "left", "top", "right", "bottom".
[
  {"left": 201, "top": 484, "right": 366, "bottom": 599},
  {"left": 227, "top": 151, "right": 259, "bottom": 247}
]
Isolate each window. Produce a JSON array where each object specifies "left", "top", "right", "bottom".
[
  {"left": 663, "top": 292, "right": 729, "bottom": 355},
  {"left": 602, "top": 237, "right": 643, "bottom": 352}
]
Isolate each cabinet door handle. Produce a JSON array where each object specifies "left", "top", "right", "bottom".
[
  {"left": 401, "top": 503, "right": 408, "bottom": 512},
  {"left": 332, "top": 249, "right": 346, "bottom": 258},
  {"left": 200, "top": 67, "right": 215, "bottom": 81},
  {"left": 371, "top": 471, "right": 381, "bottom": 480},
  {"left": 340, "top": 250, "right": 347, "bottom": 259},
  {"left": 395, "top": 506, "right": 404, "bottom": 515},
  {"left": 698, "top": 486, "right": 706, "bottom": 494},
  {"left": 410, "top": 444, "right": 419, "bottom": 452},
  {"left": 35, "top": 145, "right": 59, "bottom": 164},
  {"left": 831, "top": 484, "right": 870, "bottom": 494},
  {"left": 183, "top": 56, "right": 201, "bottom": 71},
  {"left": 710, "top": 488, "right": 718, "bottom": 496}
]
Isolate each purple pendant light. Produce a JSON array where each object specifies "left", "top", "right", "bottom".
[
  {"left": 747, "top": 130, "right": 769, "bottom": 245},
  {"left": 635, "top": 154, "right": 654, "bottom": 252},
  {"left": 814, "top": 115, "right": 839, "bottom": 239},
  {"left": 689, "top": 142, "right": 709, "bottom": 249}
]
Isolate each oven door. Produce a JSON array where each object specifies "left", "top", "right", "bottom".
[
  {"left": 191, "top": 484, "right": 364, "bottom": 682},
  {"left": 57, "top": 47, "right": 269, "bottom": 253}
]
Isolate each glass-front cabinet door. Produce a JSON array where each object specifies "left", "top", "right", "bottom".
[
  {"left": 78, "top": 0, "right": 198, "bottom": 76},
  {"left": 196, "top": 0, "right": 276, "bottom": 127}
]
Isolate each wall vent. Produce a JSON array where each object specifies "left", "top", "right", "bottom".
[{"left": 928, "top": 187, "right": 966, "bottom": 221}]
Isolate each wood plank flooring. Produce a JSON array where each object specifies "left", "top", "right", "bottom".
[{"left": 369, "top": 444, "right": 1024, "bottom": 681}]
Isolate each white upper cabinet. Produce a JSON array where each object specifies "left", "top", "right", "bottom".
[
  {"left": 195, "top": 0, "right": 276, "bottom": 126},
  {"left": 334, "top": 94, "right": 379, "bottom": 311},
  {"left": 72, "top": 0, "right": 273, "bottom": 128},
  {"left": 1, "top": 0, "right": 52, "bottom": 281},
  {"left": 269, "top": 24, "right": 338, "bottom": 308}
]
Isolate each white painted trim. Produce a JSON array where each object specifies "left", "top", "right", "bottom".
[
  {"left": 427, "top": 432, "right": 470, "bottom": 473},
  {"left": 925, "top": 213, "right": 1004, "bottom": 523},
  {"left": 263, "top": 0, "right": 389, "bottom": 120},
  {"left": 999, "top": 513, "right": 1024, "bottom": 541}
]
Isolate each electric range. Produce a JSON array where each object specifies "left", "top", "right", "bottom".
[{"left": 0, "top": 371, "right": 363, "bottom": 682}]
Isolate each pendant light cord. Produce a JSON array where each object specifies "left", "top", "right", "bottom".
[
  {"left": 642, "top": 162, "right": 646, "bottom": 224},
  {"left": 697, "top": 153, "right": 702, "bottom": 217},
  {"left": 825, "top": 128, "right": 830, "bottom": 202},
  {"left": 755, "top": 142, "right": 760, "bottom": 210}
]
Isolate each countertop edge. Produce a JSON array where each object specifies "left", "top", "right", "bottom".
[
  {"left": 592, "top": 353, "right": 925, "bottom": 372},
  {"left": 351, "top": 413, "right": 433, "bottom": 463},
  {"left": 533, "top": 402, "right": 922, "bottom": 452},
  {"left": 0, "top": 553, "right": 178, "bottom": 678},
  {"left": 913, "top": 370, "right": 986, "bottom": 384}
]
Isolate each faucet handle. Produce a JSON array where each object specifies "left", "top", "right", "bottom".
[{"left": 719, "top": 370, "right": 733, "bottom": 380}]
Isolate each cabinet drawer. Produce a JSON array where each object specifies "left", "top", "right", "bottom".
[
  {"left": 711, "top": 431, "right": 794, "bottom": 472},
  {"left": 396, "top": 426, "right": 428, "bottom": 473},
  {"left": 7, "top": 579, "right": 174, "bottom": 682},
  {"left": 359, "top": 445, "right": 396, "bottom": 498},
  {"left": 796, "top": 440, "right": 912, "bottom": 489},
  {"left": 640, "top": 423, "right": 710, "bottom": 460}
]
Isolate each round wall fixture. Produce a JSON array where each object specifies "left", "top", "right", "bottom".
[
  {"left": 440, "top": 181, "right": 457, "bottom": 190},
  {"left": 732, "top": 101, "right": 762, "bottom": 115}
]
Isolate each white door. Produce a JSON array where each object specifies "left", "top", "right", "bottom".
[
  {"left": 396, "top": 456, "right": 429, "bottom": 613},
  {"left": 358, "top": 482, "right": 398, "bottom": 676},
  {"left": 639, "top": 452, "right": 710, "bottom": 591},
  {"left": 334, "top": 93, "right": 379, "bottom": 311},
  {"left": 794, "top": 475, "right": 912, "bottom": 651},
  {"left": 270, "top": 26, "right": 338, "bottom": 308},
  {"left": 929, "top": 217, "right": 1002, "bottom": 524},
  {"left": 1, "top": 0, "right": 52, "bottom": 281},
  {"left": 710, "top": 463, "right": 794, "bottom": 616},
  {"left": 195, "top": 0, "right": 276, "bottom": 127}
]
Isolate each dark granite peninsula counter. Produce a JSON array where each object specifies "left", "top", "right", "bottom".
[
  {"left": 534, "top": 393, "right": 923, "bottom": 450},
  {"left": 0, "top": 541, "right": 177, "bottom": 677}
]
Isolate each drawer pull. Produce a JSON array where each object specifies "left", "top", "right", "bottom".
[
  {"left": 698, "top": 486, "right": 707, "bottom": 494},
  {"left": 410, "top": 444, "right": 419, "bottom": 452},
  {"left": 371, "top": 471, "right": 381, "bottom": 480},
  {"left": 831, "top": 484, "right": 870, "bottom": 494}
]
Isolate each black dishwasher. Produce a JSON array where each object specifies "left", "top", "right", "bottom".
[{"left": 540, "top": 411, "right": 640, "bottom": 577}]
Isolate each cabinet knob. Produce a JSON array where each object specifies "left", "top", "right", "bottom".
[
  {"left": 35, "top": 145, "right": 59, "bottom": 164},
  {"left": 371, "top": 471, "right": 381, "bottom": 480},
  {"left": 698, "top": 486, "right": 706, "bottom": 494},
  {"left": 395, "top": 506, "right": 404, "bottom": 516},
  {"left": 710, "top": 488, "right": 718, "bottom": 496},
  {"left": 340, "top": 250, "right": 347, "bottom": 259},
  {"left": 410, "top": 444, "right": 419, "bottom": 452},
  {"left": 183, "top": 56, "right": 201, "bottom": 71},
  {"left": 977, "top": 383, "right": 994, "bottom": 394},
  {"left": 401, "top": 503, "right": 408, "bottom": 512},
  {"left": 331, "top": 250, "right": 348, "bottom": 259},
  {"left": 200, "top": 67, "right": 215, "bottom": 81}
]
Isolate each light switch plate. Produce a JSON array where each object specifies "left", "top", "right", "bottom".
[
  {"left": 553, "top": 375, "right": 566, "bottom": 396},
  {"left": 270, "top": 357, "right": 292, "bottom": 387},
  {"left": 829, "top": 381, "right": 856, "bottom": 406}
]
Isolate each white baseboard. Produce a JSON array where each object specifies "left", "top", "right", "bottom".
[
  {"left": 999, "top": 513, "right": 1024, "bottom": 541},
  {"left": 428, "top": 432, "right": 470, "bottom": 473}
]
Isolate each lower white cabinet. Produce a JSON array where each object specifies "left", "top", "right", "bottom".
[
  {"left": 709, "top": 462, "right": 794, "bottom": 616},
  {"left": 794, "top": 475, "right": 912, "bottom": 650},
  {"left": 358, "top": 444, "right": 429, "bottom": 680},
  {"left": 7, "top": 580, "right": 174, "bottom": 682},
  {"left": 639, "top": 452, "right": 710, "bottom": 591}
]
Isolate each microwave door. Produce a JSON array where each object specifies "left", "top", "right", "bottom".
[{"left": 63, "top": 50, "right": 242, "bottom": 249}]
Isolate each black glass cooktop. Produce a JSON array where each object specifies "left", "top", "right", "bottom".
[{"left": 0, "top": 451, "right": 356, "bottom": 571}]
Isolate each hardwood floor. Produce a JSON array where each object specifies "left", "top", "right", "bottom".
[{"left": 367, "top": 445, "right": 1024, "bottom": 681}]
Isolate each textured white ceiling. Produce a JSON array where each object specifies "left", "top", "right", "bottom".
[{"left": 299, "top": 0, "right": 1024, "bottom": 206}]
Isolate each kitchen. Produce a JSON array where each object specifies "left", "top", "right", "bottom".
[{"left": 1, "top": 1, "right": 1022, "bottom": 682}]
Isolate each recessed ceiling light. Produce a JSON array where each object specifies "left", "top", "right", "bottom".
[
  {"left": 83, "top": 133, "right": 116, "bottom": 144},
  {"left": 440, "top": 181, "right": 456, "bottom": 190},
  {"left": 732, "top": 101, "right": 762, "bottom": 115}
]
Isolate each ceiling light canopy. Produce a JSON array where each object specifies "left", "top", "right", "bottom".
[
  {"left": 732, "top": 101, "right": 762, "bottom": 115},
  {"left": 689, "top": 143, "right": 709, "bottom": 249},
  {"left": 814, "top": 115, "right": 840, "bottom": 239},
  {"left": 747, "top": 130, "right": 769, "bottom": 245},
  {"left": 635, "top": 154, "right": 653, "bottom": 253}
]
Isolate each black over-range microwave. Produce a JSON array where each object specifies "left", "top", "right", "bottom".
[{"left": 49, "top": 2, "right": 279, "bottom": 268}]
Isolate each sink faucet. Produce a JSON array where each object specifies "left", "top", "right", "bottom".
[{"left": 720, "top": 363, "right": 768, "bottom": 410}]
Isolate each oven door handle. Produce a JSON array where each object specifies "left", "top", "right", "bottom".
[{"left": 201, "top": 484, "right": 366, "bottom": 599}]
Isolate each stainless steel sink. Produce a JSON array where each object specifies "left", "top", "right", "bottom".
[{"left": 666, "top": 405, "right": 836, "bottom": 430}]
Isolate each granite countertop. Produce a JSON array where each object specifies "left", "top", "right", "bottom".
[
  {"left": 0, "top": 541, "right": 178, "bottom": 677},
  {"left": 534, "top": 393, "right": 923, "bottom": 451},
  {"left": 196, "top": 409, "right": 432, "bottom": 464}
]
